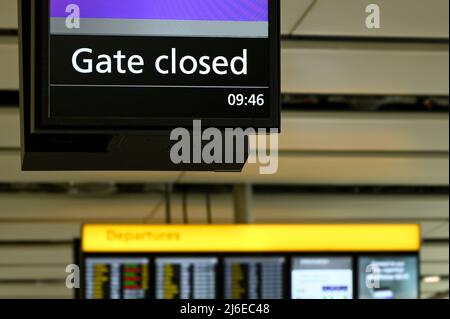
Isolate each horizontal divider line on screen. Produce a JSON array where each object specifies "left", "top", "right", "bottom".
[{"left": 49, "top": 84, "right": 270, "bottom": 89}]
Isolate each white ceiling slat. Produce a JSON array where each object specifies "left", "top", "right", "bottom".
[
  {"left": 1, "top": 109, "right": 448, "bottom": 185},
  {"left": 1, "top": 150, "right": 448, "bottom": 185},
  {"left": 432, "top": 224, "right": 450, "bottom": 240},
  {"left": 2, "top": 109, "right": 448, "bottom": 152},
  {"left": 0, "top": 265, "right": 68, "bottom": 280},
  {"left": 0, "top": 283, "right": 73, "bottom": 299},
  {"left": 421, "top": 262, "right": 450, "bottom": 276},
  {"left": 0, "top": 223, "right": 82, "bottom": 241},
  {"left": 282, "top": 41, "right": 449, "bottom": 96},
  {"left": 295, "top": 0, "right": 449, "bottom": 39},
  {"left": 421, "top": 222, "right": 450, "bottom": 240},
  {"left": 281, "top": 0, "right": 315, "bottom": 35},
  {"left": 421, "top": 244, "right": 450, "bottom": 263},
  {"left": 0, "top": 36, "right": 19, "bottom": 91},
  {"left": 0, "top": 193, "right": 447, "bottom": 228},
  {"left": 0, "top": 194, "right": 233, "bottom": 226},
  {"left": 0, "top": 196, "right": 446, "bottom": 249},
  {"left": 0, "top": 194, "right": 164, "bottom": 222},
  {"left": 0, "top": 244, "right": 73, "bottom": 265},
  {"left": 252, "top": 195, "right": 449, "bottom": 222},
  {"left": 0, "top": 108, "right": 20, "bottom": 148},
  {"left": 0, "top": 0, "right": 17, "bottom": 30},
  {"left": 280, "top": 112, "right": 449, "bottom": 153},
  {"left": 421, "top": 280, "right": 450, "bottom": 294},
  {"left": 181, "top": 153, "right": 449, "bottom": 185}
]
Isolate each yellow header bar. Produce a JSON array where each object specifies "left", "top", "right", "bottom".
[{"left": 82, "top": 224, "right": 421, "bottom": 253}]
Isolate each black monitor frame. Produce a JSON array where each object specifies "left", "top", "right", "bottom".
[
  {"left": 19, "top": 0, "right": 271, "bottom": 170},
  {"left": 24, "top": 0, "right": 280, "bottom": 135}
]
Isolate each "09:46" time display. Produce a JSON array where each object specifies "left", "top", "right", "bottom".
[{"left": 228, "top": 94, "right": 265, "bottom": 107}]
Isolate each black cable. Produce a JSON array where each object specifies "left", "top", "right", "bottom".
[
  {"left": 182, "top": 187, "right": 188, "bottom": 224},
  {"left": 165, "top": 184, "right": 172, "bottom": 224},
  {"left": 206, "top": 191, "right": 213, "bottom": 224}
]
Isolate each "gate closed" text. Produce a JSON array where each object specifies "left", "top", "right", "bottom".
[{"left": 71, "top": 48, "right": 248, "bottom": 76}]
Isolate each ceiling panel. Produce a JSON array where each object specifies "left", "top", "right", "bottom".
[
  {"left": 0, "top": 193, "right": 164, "bottom": 222},
  {"left": 0, "top": 0, "right": 17, "bottom": 30},
  {"left": 282, "top": 40, "right": 449, "bottom": 96},
  {"left": 281, "top": 0, "right": 314, "bottom": 35},
  {"left": 3, "top": 108, "right": 447, "bottom": 185},
  {"left": 0, "top": 108, "right": 20, "bottom": 148},
  {"left": 0, "top": 265, "right": 68, "bottom": 281},
  {"left": 421, "top": 244, "right": 450, "bottom": 263},
  {"left": 3, "top": 109, "right": 448, "bottom": 152},
  {"left": 421, "top": 280, "right": 450, "bottom": 295},
  {"left": 0, "top": 244, "right": 73, "bottom": 265},
  {"left": 252, "top": 195, "right": 449, "bottom": 222},
  {"left": 280, "top": 112, "right": 449, "bottom": 152},
  {"left": 181, "top": 152, "right": 449, "bottom": 185},
  {"left": 0, "top": 283, "right": 73, "bottom": 299},
  {"left": 0, "top": 223, "right": 82, "bottom": 241},
  {"left": 421, "top": 262, "right": 450, "bottom": 276},
  {"left": 0, "top": 193, "right": 447, "bottom": 235},
  {"left": 0, "top": 36, "right": 19, "bottom": 91},
  {"left": 294, "top": 0, "right": 449, "bottom": 39},
  {"left": 422, "top": 222, "right": 450, "bottom": 240}
]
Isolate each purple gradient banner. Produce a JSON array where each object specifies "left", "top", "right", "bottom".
[{"left": 50, "top": 0, "right": 269, "bottom": 22}]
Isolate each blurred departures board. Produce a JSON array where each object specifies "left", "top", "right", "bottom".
[{"left": 79, "top": 225, "right": 421, "bottom": 300}]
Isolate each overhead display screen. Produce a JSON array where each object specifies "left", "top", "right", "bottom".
[
  {"left": 33, "top": 0, "right": 279, "bottom": 130},
  {"left": 224, "top": 257, "right": 285, "bottom": 299},
  {"left": 291, "top": 257, "right": 353, "bottom": 299},
  {"left": 155, "top": 257, "right": 218, "bottom": 299},
  {"left": 85, "top": 257, "right": 150, "bottom": 299},
  {"left": 358, "top": 256, "right": 419, "bottom": 299}
]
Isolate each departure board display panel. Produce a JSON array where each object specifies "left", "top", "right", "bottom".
[
  {"left": 32, "top": 0, "right": 279, "bottom": 131},
  {"left": 291, "top": 257, "right": 353, "bottom": 299},
  {"left": 85, "top": 257, "right": 150, "bottom": 299},
  {"left": 156, "top": 257, "right": 218, "bottom": 299},
  {"left": 224, "top": 257, "right": 285, "bottom": 299},
  {"left": 79, "top": 225, "right": 421, "bottom": 300},
  {"left": 358, "top": 256, "right": 419, "bottom": 299}
]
